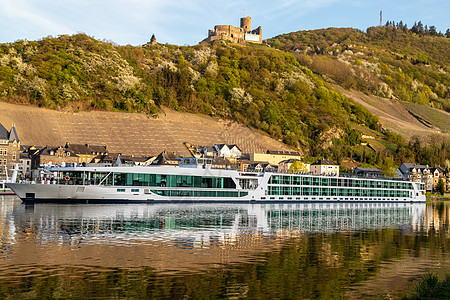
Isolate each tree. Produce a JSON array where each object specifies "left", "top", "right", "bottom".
[
  {"left": 446, "top": 29, "right": 450, "bottom": 38},
  {"left": 435, "top": 178, "right": 445, "bottom": 196},
  {"left": 417, "top": 21, "right": 424, "bottom": 34},
  {"left": 411, "top": 22, "right": 418, "bottom": 34},
  {"left": 288, "top": 161, "right": 309, "bottom": 173},
  {"left": 429, "top": 26, "right": 437, "bottom": 36}
]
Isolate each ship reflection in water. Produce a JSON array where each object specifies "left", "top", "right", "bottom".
[{"left": 0, "top": 197, "right": 448, "bottom": 299}]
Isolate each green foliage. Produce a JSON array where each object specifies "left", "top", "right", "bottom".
[
  {"left": 0, "top": 34, "right": 382, "bottom": 155},
  {"left": 436, "top": 179, "right": 445, "bottom": 196},
  {"left": 288, "top": 161, "right": 308, "bottom": 173},
  {"left": 268, "top": 27, "right": 450, "bottom": 112},
  {"left": 403, "top": 273, "right": 450, "bottom": 300}
]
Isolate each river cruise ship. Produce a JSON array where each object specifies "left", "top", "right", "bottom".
[{"left": 7, "top": 158, "right": 425, "bottom": 203}]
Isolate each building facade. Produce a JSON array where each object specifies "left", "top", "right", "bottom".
[
  {"left": 31, "top": 146, "right": 79, "bottom": 169},
  {"left": 0, "top": 124, "right": 20, "bottom": 179},
  {"left": 250, "top": 150, "right": 302, "bottom": 166},
  {"left": 310, "top": 159, "right": 339, "bottom": 176},
  {"left": 64, "top": 143, "right": 108, "bottom": 164},
  {"left": 398, "top": 163, "right": 449, "bottom": 192}
]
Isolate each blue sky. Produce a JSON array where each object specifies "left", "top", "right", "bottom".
[{"left": 1, "top": 0, "right": 449, "bottom": 46}]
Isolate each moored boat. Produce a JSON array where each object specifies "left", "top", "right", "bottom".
[
  {"left": 1, "top": 165, "right": 18, "bottom": 195},
  {"left": 0, "top": 182, "right": 15, "bottom": 195},
  {"left": 7, "top": 158, "right": 426, "bottom": 203}
]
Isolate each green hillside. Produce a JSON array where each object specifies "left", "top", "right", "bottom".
[
  {"left": 0, "top": 32, "right": 448, "bottom": 170},
  {"left": 267, "top": 26, "right": 450, "bottom": 112},
  {"left": 0, "top": 34, "right": 377, "bottom": 154}
]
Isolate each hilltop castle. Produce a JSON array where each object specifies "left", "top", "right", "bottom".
[{"left": 202, "top": 16, "right": 262, "bottom": 44}]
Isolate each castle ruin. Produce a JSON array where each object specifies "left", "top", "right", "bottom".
[{"left": 202, "top": 16, "right": 262, "bottom": 44}]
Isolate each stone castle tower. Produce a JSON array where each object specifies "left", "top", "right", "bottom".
[
  {"left": 202, "top": 16, "right": 262, "bottom": 44},
  {"left": 240, "top": 16, "right": 251, "bottom": 32}
]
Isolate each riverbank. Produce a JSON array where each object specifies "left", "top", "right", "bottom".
[
  {"left": 402, "top": 274, "right": 450, "bottom": 299},
  {"left": 427, "top": 193, "right": 450, "bottom": 201}
]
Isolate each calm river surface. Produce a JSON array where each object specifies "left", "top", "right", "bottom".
[{"left": 0, "top": 196, "right": 449, "bottom": 299}]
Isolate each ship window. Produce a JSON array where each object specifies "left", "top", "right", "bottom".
[
  {"left": 117, "top": 188, "right": 125, "bottom": 192},
  {"left": 302, "top": 177, "right": 311, "bottom": 185},
  {"left": 312, "top": 187, "right": 319, "bottom": 196},
  {"left": 269, "top": 186, "right": 280, "bottom": 195},
  {"left": 131, "top": 189, "right": 139, "bottom": 193},
  {"left": 270, "top": 175, "right": 280, "bottom": 184},
  {"left": 312, "top": 177, "right": 320, "bottom": 186}
]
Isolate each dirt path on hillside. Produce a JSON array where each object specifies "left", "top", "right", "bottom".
[
  {"left": 335, "top": 87, "right": 445, "bottom": 140},
  {"left": 0, "top": 102, "right": 293, "bottom": 156}
]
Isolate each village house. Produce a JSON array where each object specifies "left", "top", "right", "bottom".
[
  {"left": 31, "top": 146, "right": 79, "bottom": 169},
  {"left": 214, "top": 144, "right": 242, "bottom": 161},
  {"left": 197, "top": 146, "right": 217, "bottom": 157},
  {"left": 0, "top": 123, "right": 20, "bottom": 179},
  {"left": 151, "top": 151, "right": 181, "bottom": 167},
  {"left": 64, "top": 143, "right": 108, "bottom": 164},
  {"left": 250, "top": 150, "right": 302, "bottom": 166},
  {"left": 310, "top": 159, "right": 339, "bottom": 176},
  {"left": 247, "top": 162, "right": 278, "bottom": 173},
  {"left": 398, "top": 163, "right": 448, "bottom": 192},
  {"left": 90, "top": 153, "right": 156, "bottom": 166},
  {"left": 430, "top": 166, "right": 446, "bottom": 189},
  {"left": 19, "top": 146, "right": 33, "bottom": 178},
  {"left": 354, "top": 167, "right": 382, "bottom": 178}
]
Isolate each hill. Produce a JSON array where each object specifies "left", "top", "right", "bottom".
[
  {"left": 267, "top": 26, "right": 450, "bottom": 112},
  {"left": 0, "top": 32, "right": 448, "bottom": 169},
  {"left": 0, "top": 34, "right": 378, "bottom": 155}
]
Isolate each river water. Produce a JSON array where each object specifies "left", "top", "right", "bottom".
[{"left": 0, "top": 196, "right": 448, "bottom": 299}]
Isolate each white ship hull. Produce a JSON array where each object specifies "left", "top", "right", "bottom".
[{"left": 7, "top": 165, "right": 426, "bottom": 203}]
